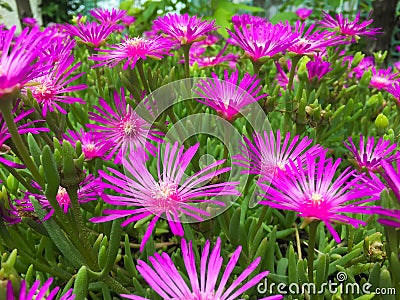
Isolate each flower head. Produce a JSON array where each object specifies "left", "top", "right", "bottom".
[
  {"left": 89, "top": 35, "right": 174, "bottom": 69},
  {"left": 258, "top": 153, "right": 389, "bottom": 242},
  {"left": 87, "top": 88, "right": 163, "bottom": 163},
  {"left": 28, "top": 55, "right": 87, "bottom": 116},
  {"left": 89, "top": 7, "right": 127, "bottom": 24},
  {"left": 195, "top": 70, "right": 267, "bottom": 121},
  {"left": 307, "top": 58, "right": 332, "bottom": 82},
  {"left": 121, "top": 15, "right": 136, "bottom": 27},
  {"left": 6, "top": 278, "right": 75, "bottom": 300},
  {"left": 22, "top": 17, "right": 38, "bottom": 27},
  {"left": 381, "top": 160, "right": 400, "bottom": 200},
  {"left": 296, "top": 8, "right": 313, "bottom": 20},
  {"left": 231, "top": 14, "right": 268, "bottom": 27},
  {"left": 121, "top": 238, "right": 282, "bottom": 300},
  {"left": 64, "top": 22, "right": 118, "bottom": 48},
  {"left": 91, "top": 142, "right": 240, "bottom": 251},
  {"left": 153, "top": 13, "right": 219, "bottom": 45},
  {"left": 344, "top": 136, "right": 399, "bottom": 172},
  {"left": 318, "top": 11, "right": 381, "bottom": 41},
  {"left": 386, "top": 81, "right": 400, "bottom": 105},
  {"left": 369, "top": 67, "right": 398, "bottom": 90},
  {"left": 349, "top": 56, "right": 374, "bottom": 79},
  {"left": 227, "top": 22, "right": 299, "bottom": 62}
]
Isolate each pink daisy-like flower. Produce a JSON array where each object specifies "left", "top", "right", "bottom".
[
  {"left": 195, "top": 69, "right": 267, "bottom": 121},
  {"left": 349, "top": 56, "right": 374, "bottom": 79},
  {"left": 64, "top": 128, "right": 111, "bottom": 160},
  {"left": 189, "top": 44, "right": 239, "bottom": 68},
  {"left": 231, "top": 14, "right": 268, "bottom": 28},
  {"left": 121, "top": 15, "right": 136, "bottom": 27},
  {"left": 296, "top": 8, "right": 313, "bottom": 20},
  {"left": 258, "top": 153, "right": 395, "bottom": 242},
  {"left": 369, "top": 66, "right": 398, "bottom": 90},
  {"left": 89, "top": 7, "right": 127, "bottom": 24},
  {"left": 7, "top": 278, "right": 75, "bottom": 300},
  {"left": 23, "top": 174, "right": 101, "bottom": 221},
  {"left": 29, "top": 55, "right": 87, "bottom": 117},
  {"left": 91, "top": 142, "right": 240, "bottom": 252},
  {"left": 153, "top": 13, "right": 219, "bottom": 45},
  {"left": 345, "top": 136, "right": 399, "bottom": 172},
  {"left": 89, "top": 35, "right": 174, "bottom": 70},
  {"left": 381, "top": 160, "right": 400, "bottom": 200},
  {"left": 386, "top": 81, "right": 400, "bottom": 105},
  {"left": 0, "top": 26, "right": 49, "bottom": 99},
  {"left": 307, "top": 58, "right": 332, "bottom": 82},
  {"left": 0, "top": 104, "right": 49, "bottom": 168},
  {"left": 233, "top": 130, "right": 324, "bottom": 178},
  {"left": 39, "top": 37, "right": 76, "bottom": 65},
  {"left": 318, "top": 11, "right": 381, "bottom": 41},
  {"left": 121, "top": 238, "right": 282, "bottom": 300},
  {"left": 87, "top": 88, "right": 163, "bottom": 163},
  {"left": 227, "top": 21, "right": 299, "bottom": 62},
  {"left": 22, "top": 17, "right": 38, "bottom": 27},
  {"left": 64, "top": 22, "right": 119, "bottom": 48}
]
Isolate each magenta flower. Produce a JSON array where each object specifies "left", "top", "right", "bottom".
[
  {"left": 193, "top": 53, "right": 239, "bottom": 69},
  {"left": 121, "top": 15, "right": 136, "bottom": 27},
  {"left": 234, "top": 130, "right": 323, "bottom": 178},
  {"left": 349, "top": 56, "right": 374, "bottom": 79},
  {"left": 89, "top": 7, "right": 127, "bottom": 24},
  {"left": 318, "top": 11, "right": 381, "bottom": 41},
  {"left": 28, "top": 55, "right": 87, "bottom": 117},
  {"left": 39, "top": 37, "right": 76, "bottom": 65},
  {"left": 7, "top": 278, "right": 75, "bottom": 300},
  {"left": 91, "top": 142, "right": 240, "bottom": 252},
  {"left": 87, "top": 88, "right": 163, "bottom": 163},
  {"left": 0, "top": 188, "right": 21, "bottom": 225},
  {"left": 89, "top": 35, "right": 174, "bottom": 70},
  {"left": 153, "top": 13, "right": 219, "bottom": 45},
  {"left": 0, "top": 26, "right": 49, "bottom": 99},
  {"left": 195, "top": 70, "right": 267, "bottom": 121},
  {"left": 23, "top": 174, "right": 101, "bottom": 221},
  {"left": 64, "top": 22, "right": 119, "bottom": 47},
  {"left": 227, "top": 22, "right": 299, "bottom": 62},
  {"left": 296, "top": 8, "right": 313, "bottom": 20},
  {"left": 22, "top": 17, "right": 38, "bottom": 27},
  {"left": 344, "top": 136, "right": 399, "bottom": 172},
  {"left": 386, "top": 81, "right": 400, "bottom": 105},
  {"left": 381, "top": 160, "right": 400, "bottom": 200},
  {"left": 307, "top": 58, "right": 332, "bottom": 82},
  {"left": 369, "top": 67, "right": 398, "bottom": 90},
  {"left": 231, "top": 14, "right": 268, "bottom": 27},
  {"left": 121, "top": 238, "right": 282, "bottom": 300},
  {"left": 258, "top": 153, "right": 391, "bottom": 242},
  {"left": 64, "top": 128, "right": 111, "bottom": 160}
]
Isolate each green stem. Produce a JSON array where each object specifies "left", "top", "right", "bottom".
[
  {"left": 287, "top": 55, "right": 302, "bottom": 92},
  {"left": 182, "top": 44, "right": 191, "bottom": 79},
  {"left": 101, "top": 275, "right": 130, "bottom": 294},
  {"left": 136, "top": 59, "right": 151, "bottom": 92},
  {"left": 252, "top": 60, "right": 263, "bottom": 76},
  {"left": 0, "top": 99, "right": 44, "bottom": 188},
  {"left": 256, "top": 205, "right": 269, "bottom": 233},
  {"left": 307, "top": 221, "right": 319, "bottom": 283}
]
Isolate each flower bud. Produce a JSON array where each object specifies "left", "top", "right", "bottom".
[{"left": 375, "top": 113, "right": 389, "bottom": 130}]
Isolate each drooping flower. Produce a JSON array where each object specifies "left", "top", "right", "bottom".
[
  {"left": 6, "top": 278, "right": 75, "bottom": 300},
  {"left": 307, "top": 58, "right": 332, "bottom": 82},
  {"left": 369, "top": 67, "right": 398, "bottom": 90},
  {"left": 195, "top": 69, "right": 267, "bottom": 121},
  {"left": 344, "top": 136, "right": 399, "bottom": 172},
  {"left": 91, "top": 142, "right": 240, "bottom": 252},
  {"left": 64, "top": 128, "right": 111, "bottom": 160},
  {"left": 87, "top": 88, "right": 163, "bottom": 163},
  {"left": 227, "top": 21, "right": 299, "bottom": 62},
  {"left": 233, "top": 130, "right": 324, "bottom": 178},
  {"left": 121, "top": 238, "right": 282, "bottom": 300},
  {"left": 295, "top": 8, "right": 313, "bottom": 20},
  {"left": 318, "top": 11, "right": 381, "bottom": 41},
  {"left": 258, "top": 153, "right": 394, "bottom": 242},
  {"left": 231, "top": 14, "right": 268, "bottom": 28},
  {"left": 22, "top": 175, "right": 101, "bottom": 221},
  {"left": 28, "top": 55, "right": 87, "bottom": 117},
  {"left": 89, "top": 35, "right": 174, "bottom": 70},
  {"left": 64, "top": 22, "right": 119, "bottom": 48},
  {"left": 153, "top": 13, "right": 219, "bottom": 45},
  {"left": 89, "top": 7, "right": 127, "bottom": 24},
  {"left": 0, "top": 26, "right": 49, "bottom": 99}
]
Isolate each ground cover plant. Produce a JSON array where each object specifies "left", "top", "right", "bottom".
[{"left": 0, "top": 3, "right": 399, "bottom": 300}]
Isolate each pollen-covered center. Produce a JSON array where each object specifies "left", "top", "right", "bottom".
[
  {"left": 186, "top": 291, "right": 220, "bottom": 300},
  {"left": 310, "top": 192, "right": 323, "bottom": 205},
  {"left": 82, "top": 143, "right": 98, "bottom": 158},
  {"left": 370, "top": 76, "right": 391, "bottom": 88},
  {"left": 32, "top": 81, "right": 56, "bottom": 103},
  {"left": 56, "top": 187, "right": 71, "bottom": 205},
  {"left": 120, "top": 115, "right": 140, "bottom": 139},
  {"left": 151, "top": 180, "right": 181, "bottom": 210}
]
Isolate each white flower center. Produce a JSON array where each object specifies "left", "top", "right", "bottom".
[{"left": 56, "top": 187, "right": 70, "bottom": 205}]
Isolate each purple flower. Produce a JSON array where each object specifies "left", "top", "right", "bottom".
[
  {"left": 381, "top": 160, "right": 400, "bottom": 200},
  {"left": 195, "top": 70, "right": 267, "bottom": 121},
  {"left": 233, "top": 130, "right": 323, "bottom": 178},
  {"left": 369, "top": 67, "right": 398, "bottom": 90},
  {"left": 22, "top": 17, "right": 38, "bottom": 27},
  {"left": 307, "top": 58, "right": 332, "bottom": 82},
  {"left": 386, "top": 81, "right": 400, "bottom": 106},
  {"left": 64, "top": 22, "right": 119, "bottom": 47},
  {"left": 227, "top": 21, "right": 299, "bottom": 62},
  {"left": 344, "top": 136, "right": 399, "bottom": 172},
  {"left": 7, "top": 278, "right": 75, "bottom": 300},
  {"left": 296, "top": 8, "right": 313, "bottom": 20},
  {"left": 91, "top": 142, "right": 240, "bottom": 252},
  {"left": 121, "top": 15, "right": 136, "bottom": 27},
  {"left": 349, "top": 56, "right": 374, "bottom": 79},
  {"left": 318, "top": 11, "right": 381, "bottom": 41},
  {"left": 121, "top": 238, "right": 282, "bottom": 300},
  {"left": 231, "top": 14, "right": 268, "bottom": 27},
  {"left": 0, "top": 26, "right": 49, "bottom": 99},
  {"left": 258, "top": 153, "right": 390, "bottom": 242},
  {"left": 89, "top": 7, "right": 127, "bottom": 24},
  {"left": 153, "top": 13, "right": 219, "bottom": 45},
  {"left": 89, "top": 35, "right": 174, "bottom": 70},
  {"left": 28, "top": 55, "right": 87, "bottom": 117},
  {"left": 87, "top": 88, "right": 163, "bottom": 163}
]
